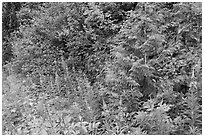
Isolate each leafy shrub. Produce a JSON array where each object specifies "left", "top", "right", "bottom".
[{"left": 2, "top": 2, "right": 202, "bottom": 135}]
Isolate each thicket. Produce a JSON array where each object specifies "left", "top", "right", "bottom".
[{"left": 2, "top": 2, "right": 202, "bottom": 135}]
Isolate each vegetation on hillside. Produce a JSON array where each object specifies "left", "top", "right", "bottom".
[{"left": 2, "top": 2, "right": 202, "bottom": 135}]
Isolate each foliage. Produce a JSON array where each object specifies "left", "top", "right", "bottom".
[
  {"left": 2, "top": 2, "right": 22, "bottom": 65},
  {"left": 2, "top": 2, "right": 202, "bottom": 135}
]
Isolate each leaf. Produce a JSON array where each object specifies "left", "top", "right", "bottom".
[
  {"left": 92, "top": 122, "right": 100, "bottom": 129},
  {"left": 143, "top": 99, "right": 156, "bottom": 111},
  {"left": 173, "top": 116, "right": 183, "bottom": 125},
  {"left": 132, "top": 90, "right": 143, "bottom": 98},
  {"left": 135, "top": 111, "right": 147, "bottom": 121},
  {"left": 157, "top": 103, "right": 172, "bottom": 112}
]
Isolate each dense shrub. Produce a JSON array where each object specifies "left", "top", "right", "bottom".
[{"left": 2, "top": 2, "right": 202, "bottom": 135}]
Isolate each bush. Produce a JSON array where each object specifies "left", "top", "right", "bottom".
[{"left": 2, "top": 2, "right": 202, "bottom": 135}]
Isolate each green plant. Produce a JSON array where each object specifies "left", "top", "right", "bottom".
[{"left": 2, "top": 2, "right": 201, "bottom": 135}]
